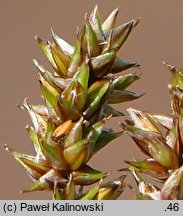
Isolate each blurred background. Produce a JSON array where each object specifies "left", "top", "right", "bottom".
[{"left": 1, "top": 0, "right": 183, "bottom": 199}]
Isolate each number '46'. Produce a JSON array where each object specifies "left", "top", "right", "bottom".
[{"left": 167, "top": 203, "right": 179, "bottom": 211}]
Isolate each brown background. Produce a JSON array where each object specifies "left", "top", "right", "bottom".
[{"left": 1, "top": 0, "right": 183, "bottom": 200}]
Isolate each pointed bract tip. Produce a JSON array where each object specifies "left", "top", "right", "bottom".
[
  {"left": 25, "top": 125, "right": 29, "bottom": 129},
  {"left": 167, "top": 84, "right": 172, "bottom": 90},
  {"left": 85, "top": 13, "right": 88, "bottom": 21},
  {"left": 22, "top": 98, "right": 31, "bottom": 110},
  {"left": 33, "top": 59, "right": 38, "bottom": 66},
  {"left": 47, "top": 40, "right": 52, "bottom": 46},
  {"left": 103, "top": 114, "right": 112, "bottom": 121},
  {"left": 162, "top": 61, "right": 176, "bottom": 72},
  {"left": 35, "top": 35, "right": 42, "bottom": 43},
  {"left": 4, "top": 144, "right": 8, "bottom": 151},
  {"left": 4, "top": 144, "right": 12, "bottom": 154},
  {"left": 127, "top": 107, "right": 136, "bottom": 113},
  {"left": 132, "top": 170, "right": 141, "bottom": 184},
  {"left": 17, "top": 103, "right": 26, "bottom": 110},
  {"left": 76, "top": 26, "right": 80, "bottom": 36},
  {"left": 90, "top": 5, "right": 99, "bottom": 20},
  {"left": 94, "top": 5, "right": 98, "bottom": 10},
  {"left": 108, "top": 7, "right": 119, "bottom": 18},
  {"left": 135, "top": 17, "right": 142, "bottom": 25},
  {"left": 114, "top": 8, "right": 119, "bottom": 13},
  {"left": 23, "top": 98, "right": 29, "bottom": 105},
  {"left": 50, "top": 26, "right": 54, "bottom": 35},
  {"left": 99, "top": 178, "right": 104, "bottom": 185},
  {"left": 69, "top": 173, "right": 73, "bottom": 181},
  {"left": 51, "top": 27, "right": 55, "bottom": 35}
]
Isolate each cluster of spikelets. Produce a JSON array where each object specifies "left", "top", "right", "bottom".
[
  {"left": 5, "top": 6, "right": 142, "bottom": 200},
  {"left": 121, "top": 63, "right": 183, "bottom": 200}
]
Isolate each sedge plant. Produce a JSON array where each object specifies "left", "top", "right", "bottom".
[
  {"left": 5, "top": 6, "right": 142, "bottom": 200},
  {"left": 120, "top": 63, "right": 183, "bottom": 200}
]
